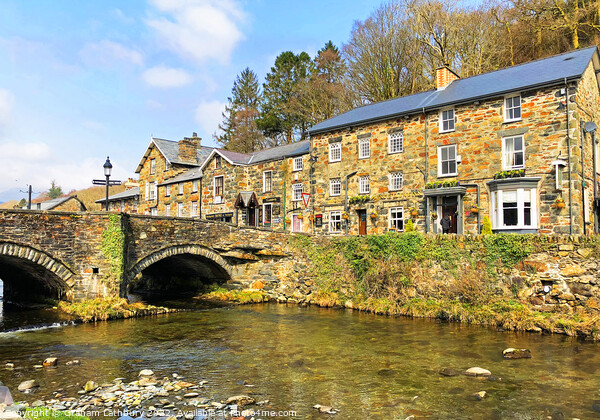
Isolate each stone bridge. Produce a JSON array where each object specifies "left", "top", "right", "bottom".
[{"left": 0, "top": 210, "right": 307, "bottom": 302}]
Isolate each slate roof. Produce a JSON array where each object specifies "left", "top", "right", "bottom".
[
  {"left": 26, "top": 195, "right": 85, "bottom": 210},
  {"left": 308, "top": 46, "right": 600, "bottom": 134},
  {"left": 159, "top": 168, "right": 203, "bottom": 186},
  {"left": 135, "top": 137, "right": 215, "bottom": 173},
  {"left": 249, "top": 140, "right": 310, "bottom": 163},
  {"left": 96, "top": 187, "right": 140, "bottom": 204}
]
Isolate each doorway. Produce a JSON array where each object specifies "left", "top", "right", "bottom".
[
  {"left": 247, "top": 207, "right": 256, "bottom": 227},
  {"left": 263, "top": 203, "right": 272, "bottom": 228},
  {"left": 437, "top": 196, "right": 458, "bottom": 234},
  {"left": 357, "top": 209, "right": 367, "bottom": 235},
  {"left": 292, "top": 214, "right": 303, "bottom": 232}
]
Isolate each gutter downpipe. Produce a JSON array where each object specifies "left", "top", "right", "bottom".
[
  {"left": 581, "top": 119, "right": 587, "bottom": 235},
  {"left": 592, "top": 131, "right": 598, "bottom": 233},
  {"left": 423, "top": 108, "right": 430, "bottom": 233},
  {"left": 566, "top": 78, "right": 574, "bottom": 235}
]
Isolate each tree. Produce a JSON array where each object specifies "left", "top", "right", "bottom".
[
  {"left": 48, "top": 180, "right": 63, "bottom": 199},
  {"left": 215, "top": 68, "right": 265, "bottom": 153},
  {"left": 258, "top": 51, "right": 312, "bottom": 145},
  {"left": 15, "top": 198, "right": 26, "bottom": 209}
]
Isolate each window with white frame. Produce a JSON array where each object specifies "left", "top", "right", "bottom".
[
  {"left": 440, "top": 109, "right": 455, "bottom": 132},
  {"left": 359, "top": 175, "right": 370, "bottom": 194},
  {"left": 389, "top": 207, "right": 404, "bottom": 230},
  {"left": 150, "top": 158, "right": 156, "bottom": 174},
  {"left": 178, "top": 182, "right": 184, "bottom": 195},
  {"left": 330, "top": 178, "right": 341, "bottom": 196},
  {"left": 330, "top": 211, "right": 342, "bottom": 233},
  {"left": 149, "top": 182, "right": 157, "bottom": 200},
  {"left": 177, "top": 202, "right": 183, "bottom": 217},
  {"left": 388, "top": 132, "right": 403, "bottom": 154},
  {"left": 263, "top": 171, "right": 272, "bottom": 193},
  {"left": 166, "top": 206, "right": 171, "bottom": 217},
  {"left": 192, "top": 180, "right": 198, "bottom": 192},
  {"left": 292, "top": 183, "right": 303, "bottom": 201},
  {"left": 504, "top": 95, "right": 521, "bottom": 122},
  {"left": 438, "top": 145, "right": 457, "bottom": 176},
  {"left": 389, "top": 172, "right": 403, "bottom": 191},
  {"left": 329, "top": 142, "right": 341, "bottom": 162},
  {"left": 145, "top": 183, "right": 149, "bottom": 201},
  {"left": 165, "top": 184, "right": 171, "bottom": 197},
  {"left": 214, "top": 176, "right": 224, "bottom": 200},
  {"left": 215, "top": 155, "right": 222, "bottom": 169},
  {"left": 503, "top": 136, "right": 525, "bottom": 169},
  {"left": 491, "top": 187, "right": 537, "bottom": 230},
  {"left": 293, "top": 157, "right": 303, "bottom": 171},
  {"left": 191, "top": 201, "right": 198, "bottom": 217},
  {"left": 151, "top": 207, "right": 157, "bottom": 216},
  {"left": 358, "top": 138, "right": 370, "bottom": 159}
]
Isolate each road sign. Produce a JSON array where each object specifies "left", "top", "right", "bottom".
[
  {"left": 302, "top": 192, "right": 311, "bottom": 208},
  {"left": 92, "top": 179, "right": 122, "bottom": 186}
]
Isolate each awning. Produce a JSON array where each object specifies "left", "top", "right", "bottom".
[{"left": 235, "top": 191, "right": 258, "bottom": 208}]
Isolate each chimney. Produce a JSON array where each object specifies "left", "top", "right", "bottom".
[
  {"left": 178, "top": 132, "right": 202, "bottom": 163},
  {"left": 436, "top": 65, "right": 459, "bottom": 90}
]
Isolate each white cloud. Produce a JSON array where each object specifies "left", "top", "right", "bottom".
[
  {"left": 146, "top": 0, "right": 245, "bottom": 64},
  {"left": 0, "top": 142, "right": 49, "bottom": 162},
  {"left": 80, "top": 40, "right": 144, "bottom": 68},
  {"left": 195, "top": 100, "right": 226, "bottom": 134},
  {"left": 0, "top": 89, "right": 15, "bottom": 129},
  {"left": 142, "top": 65, "right": 193, "bottom": 88}
]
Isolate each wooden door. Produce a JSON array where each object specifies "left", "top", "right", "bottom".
[
  {"left": 442, "top": 205, "right": 458, "bottom": 234},
  {"left": 357, "top": 209, "right": 367, "bottom": 235}
]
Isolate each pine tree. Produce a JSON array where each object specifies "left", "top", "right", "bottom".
[
  {"left": 48, "top": 180, "right": 63, "bottom": 199},
  {"left": 215, "top": 68, "right": 265, "bottom": 153}
]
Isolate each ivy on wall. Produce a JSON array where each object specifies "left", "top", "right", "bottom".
[{"left": 101, "top": 214, "right": 125, "bottom": 285}]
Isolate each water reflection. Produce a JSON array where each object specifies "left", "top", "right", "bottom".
[{"left": 0, "top": 304, "right": 599, "bottom": 419}]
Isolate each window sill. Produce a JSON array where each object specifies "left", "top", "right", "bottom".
[
  {"left": 329, "top": 160, "right": 341, "bottom": 163},
  {"left": 439, "top": 129, "right": 455, "bottom": 134},
  {"left": 388, "top": 150, "right": 403, "bottom": 155},
  {"left": 358, "top": 156, "right": 370, "bottom": 160},
  {"left": 503, "top": 118, "right": 522, "bottom": 124},
  {"left": 437, "top": 173, "right": 458, "bottom": 178}
]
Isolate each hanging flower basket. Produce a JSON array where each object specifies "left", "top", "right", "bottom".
[
  {"left": 370, "top": 211, "right": 378, "bottom": 219},
  {"left": 284, "top": 217, "right": 291, "bottom": 224},
  {"left": 342, "top": 212, "right": 349, "bottom": 219},
  {"left": 410, "top": 208, "right": 418, "bottom": 217},
  {"left": 554, "top": 197, "right": 565, "bottom": 209},
  {"left": 297, "top": 214, "right": 304, "bottom": 220},
  {"left": 470, "top": 205, "right": 479, "bottom": 214},
  {"left": 431, "top": 213, "right": 438, "bottom": 220}
]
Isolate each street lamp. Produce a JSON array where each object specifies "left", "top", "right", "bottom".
[{"left": 103, "top": 157, "right": 112, "bottom": 211}]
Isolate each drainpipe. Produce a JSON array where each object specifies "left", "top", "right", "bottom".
[
  {"left": 423, "top": 108, "right": 429, "bottom": 233},
  {"left": 344, "top": 170, "right": 358, "bottom": 235},
  {"left": 461, "top": 183, "right": 481, "bottom": 234},
  {"left": 581, "top": 119, "right": 587, "bottom": 234},
  {"left": 283, "top": 178, "right": 286, "bottom": 232},
  {"left": 593, "top": 131, "right": 598, "bottom": 233},
  {"left": 199, "top": 177, "right": 202, "bottom": 219},
  {"left": 309, "top": 138, "right": 316, "bottom": 235},
  {"left": 565, "top": 78, "right": 574, "bottom": 235}
]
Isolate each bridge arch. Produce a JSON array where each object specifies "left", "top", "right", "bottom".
[
  {"left": 0, "top": 242, "right": 75, "bottom": 301},
  {"left": 127, "top": 245, "right": 232, "bottom": 297}
]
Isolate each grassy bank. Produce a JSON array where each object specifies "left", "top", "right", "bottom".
[
  {"left": 58, "top": 297, "right": 177, "bottom": 322},
  {"left": 289, "top": 233, "right": 600, "bottom": 340},
  {"left": 198, "top": 287, "right": 268, "bottom": 304}
]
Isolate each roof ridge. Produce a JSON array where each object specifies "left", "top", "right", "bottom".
[{"left": 250, "top": 139, "right": 310, "bottom": 156}]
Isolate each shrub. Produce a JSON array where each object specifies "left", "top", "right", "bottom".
[
  {"left": 482, "top": 216, "right": 492, "bottom": 235},
  {"left": 405, "top": 219, "right": 415, "bottom": 232}
]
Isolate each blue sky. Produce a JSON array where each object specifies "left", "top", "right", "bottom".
[{"left": 0, "top": 0, "right": 381, "bottom": 201}]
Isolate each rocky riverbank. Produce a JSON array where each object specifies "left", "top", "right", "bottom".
[{"left": 57, "top": 298, "right": 182, "bottom": 323}]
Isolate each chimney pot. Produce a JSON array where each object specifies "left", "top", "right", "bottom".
[{"left": 436, "top": 65, "right": 459, "bottom": 90}]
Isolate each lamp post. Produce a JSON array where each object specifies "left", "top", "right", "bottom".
[{"left": 103, "top": 157, "right": 112, "bottom": 211}]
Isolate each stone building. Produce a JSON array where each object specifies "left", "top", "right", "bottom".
[
  {"left": 307, "top": 46, "right": 600, "bottom": 236},
  {"left": 95, "top": 179, "right": 140, "bottom": 213},
  {"left": 25, "top": 195, "right": 87, "bottom": 212}
]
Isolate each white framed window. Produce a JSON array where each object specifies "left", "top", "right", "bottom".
[
  {"left": 149, "top": 182, "right": 157, "bottom": 200},
  {"left": 214, "top": 176, "right": 224, "bottom": 201},
  {"left": 150, "top": 158, "right": 156, "bottom": 174},
  {"left": 329, "top": 211, "right": 342, "bottom": 233},
  {"left": 191, "top": 201, "right": 198, "bottom": 217},
  {"left": 293, "top": 157, "right": 303, "bottom": 171},
  {"left": 165, "top": 184, "right": 171, "bottom": 197},
  {"left": 330, "top": 178, "right": 341, "bottom": 196},
  {"left": 491, "top": 188, "right": 537, "bottom": 230},
  {"left": 358, "top": 138, "right": 370, "bottom": 159},
  {"left": 192, "top": 180, "right": 198, "bottom": 193},
  {"left": 166, "top": 206, "right": 171, "bottom": 217},
  {"left": 177, "top": 202, "right": 183, "bottom": 217},
  {"left": 263, "top": 203, "right": 272, "bottom": 227},
  {"left": 389, "top": 207, "right": 404, "bottom": 230},
  {"left": 329, "top": 142, "right": 341, "bottom": 162},
  {"left": 215, "top": 155, "right": 222, "bottom": 169},
  {"left": 552, "top": 160, "right": 566, "bottom": 190},
  {"left": 503, "top": 136, "right": 525, "bottom": 170},
  {"left": 438, "top": 145, "right": 457, "bottom": 176},
  {"left": 292, "top": 183, "right": 303, "bottom": 201},
  {"left": 151, "top": 207, "right": 157, "bottom": 216},
  {"left": 388, "top": 132, "right": 403, "bottom": 154},
  {"left": 178, "top": 182, "right": 184, "bottom": 195},
  {"left": 145, "top": 183, "right": 149, "bottom": 201},
  {"left": 504, "top": 95, "right": 521, "bottom": 122},
  {"left": 389, "top": 172, "right": 403, "bottom": 191},
  {"left": 359, "top": 175, "right": 370, "bottom": 194},
  {"left": 263, "top": 171, "right": 272, "bottom": 193},
  {"left": 440, "top": 109, "right": 455, "bottom": 133}
]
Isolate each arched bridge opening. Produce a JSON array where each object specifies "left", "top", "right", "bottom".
[
  {"left": 0, "top": 243, "right": 74, "bottom": 305},
  {"left": 127, "top": 245, "right": 232, "bottom": 301}
]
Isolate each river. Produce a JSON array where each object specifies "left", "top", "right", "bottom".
[{"left": 1, "top": 303, "right": 600, "bottom": 419}]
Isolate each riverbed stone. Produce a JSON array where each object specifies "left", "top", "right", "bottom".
[
  {"left": 465, "top": 367, "right": 491, "bottom": 377},
  {"left": 472, "top": 391, "right": 487, "bottom": 400},
  {"left": 65, "top": 360, "right": 81, "bottom": 366},
  {"left": 83, "top": 381, "right": 98, "bottom": 393},
  {"left": 439, "top": 368, "right": 461, "bottom": 377},
  {"left": 18, "top": 380, "right": 38, "bottom": 392},
  {"left": 43, "top": 357, "right": 58, "bottom": 367},
  {"left": 503, "top": 348, "right": 532, "bottom": 359},
  {"left": 138, "top": 369, "right": 154, "bottom": 377},
  {"left": 225, "top": 395, "right": 255, "bottom": 406}
]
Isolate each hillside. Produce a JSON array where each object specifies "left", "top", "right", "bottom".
[{"left": 0, "top": 185, "right": 127, "bottom": 211}]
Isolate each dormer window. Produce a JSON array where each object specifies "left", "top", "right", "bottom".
[
  {"left": 504, "top": 95, "right": 522, "bottom": 122},
  {"left": 215, "top": 155, "right": 222, "bottom": 169}
]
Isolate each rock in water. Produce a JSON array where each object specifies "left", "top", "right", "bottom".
[
  {"left": 138, "top": 369, "right": 154, "bottom": 377},
  {"left": 18, "top": 380, "right": 38, "bottom": 392},
  {"left": 43, "top": 357, "right": 58, "bottom": 367},
  {"left": 83, "top": 380, "right": 98, "bottom": 392},
  {"left": 225, "top": 395, "right": 256, "bottom": 406},
  {"left": 66, "top": 360, "right": 81, "bottom": 366},
  {"left": 472, "top": 391, "right": 487, "bottom": 400},
  {"left": 503, "top": 348, "right": 532, "bottom": 359},
  {"left": 465, "top": 367, "right": 491, "bottom": 377},
  {"left": 439, "top": 368, "right": 461, "bottom": 377}
]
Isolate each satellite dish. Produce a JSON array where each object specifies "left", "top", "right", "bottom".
[{"left": 584, "top": 121, "right": 597, "bottom": 133}]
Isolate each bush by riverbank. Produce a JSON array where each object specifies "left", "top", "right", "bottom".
[
  {"left": 288, "top": 233, "right": 600, "bottom": 340},
  {"left": 58, "top": 297, "right": 178, "bottom": 322}
]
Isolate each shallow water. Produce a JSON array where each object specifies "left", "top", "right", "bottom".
[{"left": 1, "top": 303, "right": 600, "bottom": 419}]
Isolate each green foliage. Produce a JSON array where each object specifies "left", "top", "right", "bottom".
[
  {"left": 482, "top": 215, "right": 493, "bottom": 235},
  {"left": 405, "top": 219, "right": 415, "bottom": 232},
  {"left": 481, "top": 234, "right": 537, "bottom": 267},
  {"left": 48, "top": 180, "right": 63, "bottom": 199},
  {"left": 348, "top": 195, "right": 370, "bottom": 204},
  {"left": 100, "top": 214, "right": 125, "bottom": 284},
  {"left": 202, "top": 287, "right": 266, "bottom": 304},
  {"left": 425, "top": 180, "right": 460, "bottom": 189},
  {"left": 493, "top": 169, "right": 526, "bottom": 179},
  {"left": 58, "top": 297, "right": 167, "bottom": 322}
]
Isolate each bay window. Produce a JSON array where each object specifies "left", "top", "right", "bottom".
[{"left": 491, "top": 187, "right": 537, "bottom": 230}]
